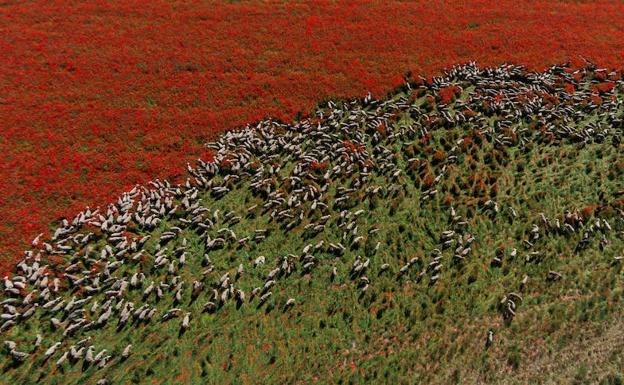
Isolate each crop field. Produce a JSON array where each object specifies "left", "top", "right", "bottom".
[
  {"left": 1, "top": 63, "right": 624, "bottom": 384},
  {"left": 3, "top": 0, "right": 624, "bottom": 272}
]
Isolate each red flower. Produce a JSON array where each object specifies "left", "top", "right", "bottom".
[
  {"left": 343, "top": 140, "right": 363, "bottom": 153},
  {"left": 593, "top": 82, "right": 616, "bottom": 94},
  {"left": 564, "top": 83, "right": 575, "bottom": 93},
  {"left": 590, "top": 94, "right": 603, "bottom": 105},
  {"left": 439, "top": 85, "right": 461, "bottom": 104}
]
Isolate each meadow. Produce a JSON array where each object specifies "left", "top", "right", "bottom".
[
  {"left": 1, "top": 63, "right": 623, "bottom": 384},
  {"left": 3, "top": 0, "right": 624, "bottom": 271}
]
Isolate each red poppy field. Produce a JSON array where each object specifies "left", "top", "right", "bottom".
[{"left": 2, "top": 0, "right": 624, "bottom": 272}]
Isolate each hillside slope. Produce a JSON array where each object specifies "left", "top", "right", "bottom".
[{"left": 2, "top": 63, "right": 624, "bottom": 384}]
